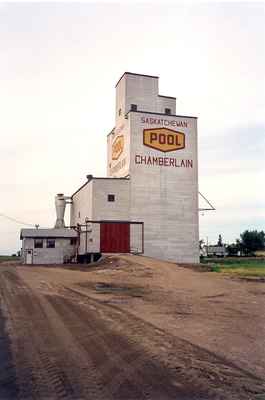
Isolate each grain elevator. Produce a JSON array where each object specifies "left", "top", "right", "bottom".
[{"left": 71, "top": 72, "right": 199, "bottom": 263}]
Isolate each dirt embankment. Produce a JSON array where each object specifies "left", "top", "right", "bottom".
[{"left": 0, "top": 255, "right": 264, "bottom": 400}]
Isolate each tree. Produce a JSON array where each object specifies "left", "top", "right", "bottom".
[
  {"left": 226, "top": 240, "right": 241, "bottom": 256},
  {"left": 240, "top": 230, "right": 265, "bottom": 255}
]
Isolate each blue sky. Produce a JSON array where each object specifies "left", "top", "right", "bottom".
[{"left": 0, "top": 2, "right": 264, "bottom": 253}]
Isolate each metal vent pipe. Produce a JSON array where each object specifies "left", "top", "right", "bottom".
[{"left": 54, "top": 193, "right": 72, "bottom": 228}]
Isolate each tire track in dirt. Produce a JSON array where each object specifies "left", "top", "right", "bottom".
[
  {"left": 1, "top": 267, "right": 264, "bottom": 400},
  {"left": 59, "top": 287, "right": 224, "bottom": 400},
  {"left": 0, "top": 268, "right": 110, "bottom": 399},
  {"left": 62, "top": 285, "right": 265, "bottom": 400},
  {"left": 46, "top": 293, "right": 202, "bottom": 400},
  {"left": 0, "top": 270, "right": 52, "bottom": 399},
  {"left": 2, "top": 268, "right": 201, "bottom": 399},
  {"left": 0, "top": 296, "right": 19, "bottom": 400}
]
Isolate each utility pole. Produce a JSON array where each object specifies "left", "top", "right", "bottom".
[{"left": 85, "top": 217, "right": 89, "bottom": 256}]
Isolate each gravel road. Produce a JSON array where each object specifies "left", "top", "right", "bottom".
[{"left": 0, "top": 256, "right": 264, "bottom": 400}]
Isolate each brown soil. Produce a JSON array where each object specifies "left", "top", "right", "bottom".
[{"left": 0, "top": 255, "right": 264, "bottom": 400}]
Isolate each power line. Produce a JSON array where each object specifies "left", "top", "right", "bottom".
[{"left": 0, "top": 213, "right": 37, "bottom": 227}]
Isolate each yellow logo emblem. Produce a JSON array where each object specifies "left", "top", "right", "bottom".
[
  {"left": 112, "top": 135, "right": 124, "bottom": 160},
  {"left": 143, "top": 128, "right": 185, "bottom": 152}
]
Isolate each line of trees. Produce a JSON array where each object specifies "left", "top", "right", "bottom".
[
  {"left": 226, "top": 230, "right": 265, "bottom": 256},
  {"left": 200, "top": 230, "right": 265, "bottom": 256}
]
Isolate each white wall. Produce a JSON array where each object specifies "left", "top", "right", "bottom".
[
  {"left": 122, "top": 74, "right": 159, "bottom": 114},
  {"left": 107, "top": 118, "right": 130, "bottom": 178},
  {"left": 115, "top": 75, "right": 126, "bottom": 123},
  {"left": 71, "top": 180, "right": 93, "bottom": 253},
  {"left": 129, "top": 112, "right": 199, "bottom": 263},
  {"left": 130, "top": 223, "right": 143, "bottom": 254},
  {"left": 157, "top": 96, "right": 176, "bottom": 114},
  {"left": 108, "top": 73, "right": 177, "bottom": 179},
  {"left": 78, "top": 223, "right": 100, "bottom": 254},
  {"left": 93, "top": 179, "right": 130, "bottom": 220},
  {"left": 22, "top": 237, "right": 76, "bottom": 264},
  {"left": 70, "top": 180, "right": 93, "bottom": 226},
  {"left": 115, "top": 73, "right": 176, "bottom": 116},
  {"left": 71, "top": 178, "right": 130, "bottom": 254}
]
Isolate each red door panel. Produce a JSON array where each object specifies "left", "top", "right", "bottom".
[{"left": 100, "top": 223, "right": 130, "bottom": 253}]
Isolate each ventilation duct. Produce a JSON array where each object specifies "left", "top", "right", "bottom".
[{"left": 54, "top": 193, "right": 72, "bottom": 228}]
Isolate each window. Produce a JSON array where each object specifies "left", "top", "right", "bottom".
[
  {"left": 46, "top": 239, "right": 55, "bottom": 248},
  {"left": 118, "top": 108, "right": 122, "bottom": 116},
  {"left": 34, "top": 239, "right": 43, "bottom": 248},
  {"left": 131, "top": 104, "right": 137, "bottom": 111},
  {"left": 70, "top": 238, "right": 77, "bottom": 246},
  {"left": 78, "top": 211, "right": 80, "bottom": 218},
  {"left": 165, "top": 108, "right": 171, "bottom": 115},
  {"left": 108, "top": 194, "right": 115, "bottom": 202}
]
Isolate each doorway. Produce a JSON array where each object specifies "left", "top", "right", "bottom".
[
  {"left": 100, "top": 223, "right": 130, "bottom": 253},
  {"left": 25, "top": 249, "right": 33, "bottom": 264}
]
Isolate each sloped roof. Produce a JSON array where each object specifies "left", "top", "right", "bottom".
[
  {"left": 20, "top": 228, "right": 77, "bottom": 239},
  {"left": 72, "top": 176, "right": 129, "bottom": 198}
]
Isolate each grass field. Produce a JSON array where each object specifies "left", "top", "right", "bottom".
[
  {"left": 202, "top": 258, "right": 265, "bottom": 278},
  {"left": 0, "top": 255, "right": 20, "bottom": 263}
]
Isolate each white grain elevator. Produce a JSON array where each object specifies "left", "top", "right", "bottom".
[{"left": 71, "top": 72, "right": 199, "bottom": 263}]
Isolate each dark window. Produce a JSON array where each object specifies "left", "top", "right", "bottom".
[
  {"left": 46, "top": 239, "right": 55, "bottom": 248},
  {"left": 131, "top": 104, "right": 137, "bottom": 111},
  {"left": 70, "top": 238, "right": 77, "bottom": 245},
  {"left": 165, "top": 108, "right": 171, "bottom": 115},
  {"left": 34, "top": 239, "right": 43, "bottom": 248},
  {"left": 118, "top": 108, "right": 122, "bottom": 116},
  {"left": 78, "top": 211, "right": 80, "bottom": 218},
  {"left": 108, "top": 194, "right": 115, "bottom": 202}
]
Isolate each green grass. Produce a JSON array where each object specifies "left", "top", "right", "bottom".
[
  {"left": 0, "top": 255, "right": 20, "bottom": 263},
  {"left": 202, "top": 258, "right": 265, "bottom": 278}
]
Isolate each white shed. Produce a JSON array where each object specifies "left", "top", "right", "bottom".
[{"left": 20, "top": 228, "right": 78, "bottom": 264}]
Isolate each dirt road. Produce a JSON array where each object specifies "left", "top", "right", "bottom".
[{"left": 0, "top": 255, "right": 264, "bottom": 400}]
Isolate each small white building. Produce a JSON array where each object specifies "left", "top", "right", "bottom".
[
  {"left": 71, "top": 72, "right": 199, "bottom": 263},
  {"left": 204, "top": 245, "right": 227, "bottom": 257},
  {"left": 20, "top": 228, "right": 77, "bottom": 264}
]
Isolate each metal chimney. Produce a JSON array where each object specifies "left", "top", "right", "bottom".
[{"left": 54, "top": 193, "right": 67, "bottom": 228}]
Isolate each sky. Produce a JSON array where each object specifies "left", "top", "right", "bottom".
[{"left": 0, "top": 2, "right": 264, "bottom": 254}]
